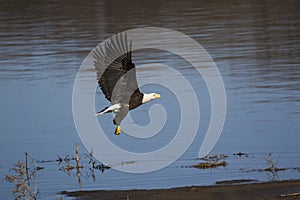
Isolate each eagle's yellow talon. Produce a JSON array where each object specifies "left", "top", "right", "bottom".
[{"left": 115, "top": 125, "right": 121, "bottom": 135}]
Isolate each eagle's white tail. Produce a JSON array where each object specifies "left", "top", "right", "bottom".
[{"left": 95, "top": 103, "right": 121, "bottom": 116}]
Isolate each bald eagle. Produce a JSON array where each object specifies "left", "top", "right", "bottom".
[{"left": 93, "top": 33, "right": 161, "bottom": 135}]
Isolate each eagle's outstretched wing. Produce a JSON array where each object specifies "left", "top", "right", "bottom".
[{"left": 93, "top": 33, "right": 143, "bottom": 109}]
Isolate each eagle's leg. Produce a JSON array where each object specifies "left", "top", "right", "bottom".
[
  {"left": 113, "top": 104, "right": 129, "bottom": 136},
  {"left": 115, "top": 125, "right": 121, "bottom": 135}
]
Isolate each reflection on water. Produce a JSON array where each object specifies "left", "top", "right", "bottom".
[{"left": 0, "top": 0, "right": 299, "bottom": 199}]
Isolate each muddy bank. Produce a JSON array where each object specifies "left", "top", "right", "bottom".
[{"left": 62, "top": 180, "right": 300, "bottom": 200}]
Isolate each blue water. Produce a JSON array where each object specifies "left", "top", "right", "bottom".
[{"left": 1, "top": 0, "right": 299, "bottom": 199}]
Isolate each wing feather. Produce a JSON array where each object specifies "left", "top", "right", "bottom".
[{"left": 93, "top": 33, "right": 143, "bottom": 108}]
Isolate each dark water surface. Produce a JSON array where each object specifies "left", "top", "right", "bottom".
[{"left": 1, "top": 0, "right": 299, "bottom": 199}]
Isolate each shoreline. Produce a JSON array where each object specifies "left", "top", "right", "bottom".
[{"left": 61, "top": 179, "right": 300, "bottom": 200}]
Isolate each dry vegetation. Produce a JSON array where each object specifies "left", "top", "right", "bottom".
[{"left": 5, "top": 153, "right": 38, "bottom": 200}]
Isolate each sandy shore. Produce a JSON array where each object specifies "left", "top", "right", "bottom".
[{"left": 62, "top": 180, "right": 300, "bottom": 200}]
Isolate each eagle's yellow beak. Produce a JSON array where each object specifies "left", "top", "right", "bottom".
[{"left": 155, "top": 94, "right": 161, "bottom": 99}]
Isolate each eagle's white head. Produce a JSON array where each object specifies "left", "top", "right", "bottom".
[{"left": 142, "top": 93, "right": 161, "bottom": 103}]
